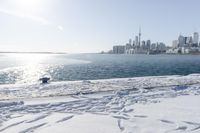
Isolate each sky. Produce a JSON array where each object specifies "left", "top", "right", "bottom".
[{"left": 0, "top": 0, "right": 200, "bottom": 53}]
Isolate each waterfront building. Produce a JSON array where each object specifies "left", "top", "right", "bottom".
[
  {"left": 166, "top": 48, "right": 181, "bottom": 54},
  {"left": 178, "top": 35, "right": 185, "bottom": 47},
  {"left": 166, "top": 32, "right": 200, "bottom": 54},
  {"left": 191, "top": 32, "right": 199, "bottom": 47},
  {"left": 139, "top": 27, "right": 141, "bottom": 46},
  {"left": 193, "top": 32, "right": 199, "bottom": 45},
  {"left": 109, "top": 27, "right": 166, "bottom": 55},
  {"left": 132, "top": 40, "right": 135, "bottom": 47},
  {"left": 125, "top": 43, "right": 132, "bottom": 50},
  {"left": 184, "top": 37, "right": 190, "bottom": 47},
  {"left": 129, "top": 39, "right": 132, "bottom": 45},
  {"left": 134, "top": 47, "right": 148, "bottom": 54},
  {"left": 146, "top": 40, "right": 151, "bottom": 50},
  {"left": 172, "top": 40, "right": 179, "bottom": 48},
  {"left": 150, "top": 43, "right": 157, "bottom": 50},
  {"left": 135, "top": 36, "right": 139, "bottom": 46},
  {"left": 141, "top": 41, "right": 146, "bottom": 49},
  {"left": 113, "top": 45, "right": 125, "bottom": 54},
  {"left": 157, "top": 42, "right": 166, "bottom": 51},
  {"left": 189, "top": 36, "right": 193, "bottom": 46},
  {"left": 125, "top": 49, "right": 135, "bottom": 54}
]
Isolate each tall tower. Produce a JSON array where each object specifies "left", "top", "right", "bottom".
[{"left": 139, "top": 27, "right": 141, "bottom": 47}]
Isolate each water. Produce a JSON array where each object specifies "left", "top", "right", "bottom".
[{"left": 0, "top": 53, "right": 200, "bottom": 85}]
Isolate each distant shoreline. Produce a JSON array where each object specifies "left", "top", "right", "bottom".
[{"left": 101, "top": 53, "right": 200, "bottom": 55}]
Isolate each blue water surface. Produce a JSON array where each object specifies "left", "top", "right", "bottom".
[{"left": 0, "top": 53, "right": 200, "bottom": 84}]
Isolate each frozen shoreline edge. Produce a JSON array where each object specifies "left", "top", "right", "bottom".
[{"left": 1, "top": 73, "right": 200, "bottom": 100}]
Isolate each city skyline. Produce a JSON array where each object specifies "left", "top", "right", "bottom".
[
  {"left": 110, "top": 29, "right": 200, "bottom": 55},
  {"left": 1, "top": 0, "right": 200, "bottom": 53},
  {"left": 110, "top": 27, "right": 167, "bottom": 54}
]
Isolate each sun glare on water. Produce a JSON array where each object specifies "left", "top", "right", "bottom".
[
  {"left": 13, "top": 53, "right": 49, "bottom": 65},
  {"left": 9, "top": 54, "right": 50, "bottom": 84}
]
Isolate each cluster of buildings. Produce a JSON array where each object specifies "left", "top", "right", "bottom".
[
  {"left": 109, "top": 28, "right": 167, "bottom": 55},
  {"left": 106, "top": 29, "right": 200, "bottom": 55},
  {"left": 166, "top": 32, "right": 200, "bottom": 54}
]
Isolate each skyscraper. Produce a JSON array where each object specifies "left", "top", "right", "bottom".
[
  {"left": 172, "top": 40, "right": 178, "bottom": 48},
  {"left": 132, "top": 40, "right": 135, "bottom": 47},
  {"left": 185, "top": 37, "right": 190, "bottom": 45},
  {"left": 129, "top": 39, "right": 132, "bottom": 45},
  {"left": 189, "top": 36, "right": 193, "bottom": 47},
  {"left": 141, "top": 41, "right": 146, "bottom": 49},
  {"left": 135, "top": 36, "right": 139, "bottom": 46},
  {"left": 146, "top": 40, "right": 151, "bottom": 50},
  {"left": 139, "top": 27, "right": 141, "bottom": 46},
  {"left": 178, "top": 35, "right": 185, "bottom": 47},
  {"left": 193, "top": 32, "right": 199, "bottom": 45}
]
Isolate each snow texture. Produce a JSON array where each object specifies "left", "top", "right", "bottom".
[{"left": 1, "top": 74, "right": 200, "bottom": 132}]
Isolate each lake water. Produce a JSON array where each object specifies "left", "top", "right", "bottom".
[{"left": 0, "top": 53, "right": 200, "bottom": 85}]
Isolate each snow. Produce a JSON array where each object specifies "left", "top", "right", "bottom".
[
  {"left": 1, "top": 74, "right": 200, "bottom": 100},
  {"left": 1, "top": 74, "right": 200, "bottom": 132}
]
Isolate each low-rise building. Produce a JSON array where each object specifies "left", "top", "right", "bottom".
[{"left": 166, "top": 48, "right": 181, "bottom": 54}]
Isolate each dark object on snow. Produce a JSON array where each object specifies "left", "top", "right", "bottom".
[
  {"left": 39, "top": 77, "right": 50, "bottom": 84},
  {"left": 172, "top": 85, "right": 188, "bottom": 91}
]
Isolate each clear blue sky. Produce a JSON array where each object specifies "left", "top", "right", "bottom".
[{"left": 0, "top": 0, "right": 199, "bottom": 53}]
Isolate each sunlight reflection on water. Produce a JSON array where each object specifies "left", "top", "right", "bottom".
[
  {"left": 1, "top": 54, "right": 200, "bottom": 85},
  {"left": 0, "top": 54, "right": 90, "bottom": 84}
]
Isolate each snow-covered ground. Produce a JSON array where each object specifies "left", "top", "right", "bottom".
[{"left": 1, "top": 74, "right": 200, "bottom": 133}]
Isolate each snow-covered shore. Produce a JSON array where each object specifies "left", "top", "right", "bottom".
[
  {"left": 1, "top": 74, "right": 200, "bottom": 133},
  {"left": 1, "top": 74, "right": 200, "bottom": 100}
]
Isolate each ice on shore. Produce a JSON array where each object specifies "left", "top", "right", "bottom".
[
  {"left": 1, "top": 74, "right": 200, "bottom": 132},
  {"left": 1, "top": 74, "right": 200, "bottom": 100}
]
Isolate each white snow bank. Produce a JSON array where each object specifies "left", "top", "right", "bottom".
[
  {"left": 124, "top": 95, "right": 200, "bottom": 133},
  {"left": 1, "top": 95, "right": 200, "bottom": 133},
  {"left": 1, "top": 74, "right": 200, "bottom": 132},
  {"left": 1, "top": 74, "right": 200, "bottom": 100},
  {"left": 35, "top": 114, "right": 120, "bottom": 133}
]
